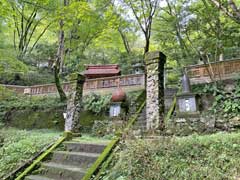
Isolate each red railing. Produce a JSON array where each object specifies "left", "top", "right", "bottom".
[
  {"left": 1, "top": 74, "right": 145, "bottom": 95},
  {"left": 84, "top": 74, "right": 145, "bottom": 89}
]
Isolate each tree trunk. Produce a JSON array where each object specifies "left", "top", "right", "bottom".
[
  {"left": 118, "top": 28, "right": 131, "bottom": 54},
  {"left": 54, "top": 65, "right": 67, "bottom": 102},
  {"left": 54, "top": 19, "right": 67, "bottom": 102},
  {"left": 144, "top": 35, "right": 150, "bottom": 55}
]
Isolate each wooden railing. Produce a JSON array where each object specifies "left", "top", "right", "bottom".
[
  {"left": 84, "top": 74, "right": 145, "bottom": 89},
  {"left": 1, "top": 74, "right": 145, "bottom": 96},
  {"left": 29, "top": 82, "right": 74, "bottom": 95},
  {"left": 185, "top": 58, "right": 240, "bottom": 84}
]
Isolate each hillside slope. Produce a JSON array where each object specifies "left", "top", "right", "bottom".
[{"left": 102, "top": 132, "right": 240, "bottom": 180}]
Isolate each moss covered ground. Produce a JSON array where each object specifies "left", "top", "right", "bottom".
[{"left": 102, "top": 132, "right": 240, "bottom": 180}]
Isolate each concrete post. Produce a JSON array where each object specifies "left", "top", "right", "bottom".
[{"left": 145, "top": 51, "right": 166, "bottom": 130}]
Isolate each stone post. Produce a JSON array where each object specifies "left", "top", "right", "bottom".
[
  {"left": 65, "top": 74, "right": 85, "bottom": 133},
  {"left": 145, "top": 51, "right": 166, "bottom": 130}
]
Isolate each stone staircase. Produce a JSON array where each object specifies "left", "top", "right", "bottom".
[
  {"left": 132, "top": 107, "right": 147, "bottom": 135},
  {"left": 25, "top": 140, "right": 108, "bottom": 180}
]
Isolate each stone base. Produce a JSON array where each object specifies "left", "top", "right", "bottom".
[
  {"left": 177, "top": 111, "right": 200, "bottom": 118},
  {"left": 166, "top": 115, "right": 240, "bottom": 136}
]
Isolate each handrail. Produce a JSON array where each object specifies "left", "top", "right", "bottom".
[
  {"left": 164, "top": 84, "right": 181, "bottom": 123},
  {"left": 164, "top": 96, "right": 176, "bottom": 123},
  {"left": 15, "top": 135, "right": 67, "bottom": 180},
  {"left": 82, "top": 92, "right": 146, "bottom": 180}
]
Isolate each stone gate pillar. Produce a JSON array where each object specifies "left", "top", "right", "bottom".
[
  {"left": 145, "top": 51, "right": 166, "bottom": 130},
  {"left": 65, "top": 73, "right": 85, "bottom": 133}
]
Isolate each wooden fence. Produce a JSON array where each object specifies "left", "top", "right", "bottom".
[{"left": 185, "top": 58, "right": 240, "bottom": 84}]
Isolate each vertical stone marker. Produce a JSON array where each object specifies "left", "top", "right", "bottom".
[
  {"left": 145, "top": 51, "right": 166, "bottom": 130},
  {"left": 65, "top": 73, "right": 85, "bottom": 133}
]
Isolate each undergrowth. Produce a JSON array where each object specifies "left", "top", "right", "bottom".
[
  {"left": 0, "top": 128, "right": 60, "bottom": 178},
  {"left": 192, "top": 80, "right": 240, "bottom": 118},
  {"left": 102, "top": 132, "right": 240, "bottom": 180},
  {"left": 0, "top": 86, "right": 65, "bottom": 124}
]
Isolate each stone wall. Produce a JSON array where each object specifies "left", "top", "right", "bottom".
[
  {"left": 166, "top": 115, "right": 240, "bottom": 136},
  {"left": 4, "top": 107, "right": 106, "bottom": 131}
]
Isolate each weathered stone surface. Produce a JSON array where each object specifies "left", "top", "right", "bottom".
[
  {"left": 65, "top": 74, "right": 85, "bottom": 132},
  {"left": 145, "top": 51, "right": 166, "bottom": 130},
  {"left": 63, "top": 141, "right": 107, "bottom": 154},
  {"left": 229, "top": 116, "right": 240, "bottom": 128},
  {"left": 25, "top": 140, "right": 108, "bottom": 180},
  {"left": 145, "top": 51, "right": 166, "bottom": 63},
  {"left": 175, "top": 118, "right": 187, "bottom": 123},
  {"left": 223, "top": 80, "right": 235, "bottom": 93},
  {"left": 40, "top": 162, "right": 85, "bottom": 180},
  {"left": 166, "top": 114, "right": 240, "bottom": 136},
  {"left": 199, "top": 94, "right": 214, "bottom": 111}
]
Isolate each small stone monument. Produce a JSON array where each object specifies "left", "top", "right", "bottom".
[{"left": 177, "top": 72, "right": 198, "bottom": 115}]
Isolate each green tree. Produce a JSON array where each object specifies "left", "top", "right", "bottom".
[
  {"left": 123, "top": 0, "right": 160, "bottom": 55},
  {"left": 209, "top": 0, "right": 240, "bottom": 24},
  {"left": 3, "top": 0, "right": 56, "bottom": 58}
]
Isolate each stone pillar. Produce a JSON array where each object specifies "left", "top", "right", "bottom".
[
  {"left": 65, "top": 74, "right": 85, "bottom": 133},
  {"left": 145, "top": 51, "right": 166, "bottom": 130}
]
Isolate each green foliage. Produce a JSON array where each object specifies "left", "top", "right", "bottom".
[
  {"left": 83, "top": 93, "right": 111, "bottom": 115},
  {"left": 0, "top": 128, "right": 60, "bottom": 178},
  {"left": 193, "top": 81, "right": 240, "bottom": 118},
  {"left": 0, "top": 71, "right": 55, "bottom": 85},
  {"left": 0, "top": 49, "right": 28, "bottom": 73},
  {"left": 153, "top": 0, "right": 240, "bottom": 68},
  {"left": 0, "top": 92, "right": 65, "bottom": 124},
  {"left": 103, "top": 132, "right": 240, "bottom": 180},
  {"left": 91, "top": 121, "right": 110, "bottom": 137},
  {"left": 167, "top": 72, "right": 179, "bottom": 85},
  {"left": 0, "top": 85, "right": 16, "bottom": 101}
]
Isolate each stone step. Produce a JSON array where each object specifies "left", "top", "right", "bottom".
[
  {"left": 25, "top": 175, "right": 56, "bottom": 180},
  {"left": 51, "top": 151, "right": 99, "bottom": 168},
  {"left": 137, "top": 118, "right": 146, "bottom": 122},
  {"left": 133, "top": 127, "right": 147, "bottom": 131},
  {"left": 133, "top": 125, "right": 147, "bottom": 128},
  {"left": 136, "top": 121, "right": 147, "bottom": 125},
  {"left": 134, "top": 121, "right": 147, "bottom": 127},
  {"left": 63, "top": 141, "right": 107, "bottom": 153},
  {"left": 40, "top": 162, "right": 86, "bottom": 180}
]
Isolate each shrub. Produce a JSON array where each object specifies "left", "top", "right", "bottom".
[
  {"left": 192, "top": 80, "right": 240, "bottom": 118},
  {"left": 0, "top": 49, "right": 28, "bottom": 74},
  {"left": 83, "top": 93, "right": 111, "bottom": 115},
  {"left": 0, "top": 71, "right": 55, "bottom": 85},
  {"left": 0, "top": 92, "right": 65, "bottom": 125},
  {"left": 103, "top": 132, "right": 240, "bottom": 180}
]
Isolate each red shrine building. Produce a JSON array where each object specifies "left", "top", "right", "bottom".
[{"left": 83, "top": 64, "right": 121, "bottom": 79}]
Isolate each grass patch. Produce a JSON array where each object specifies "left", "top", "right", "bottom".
[
  {"left": 103, "top": 132, "right": 240, "bottom": 180},
  {"left": 0, "top": 128, "right": 61, "bottom": 178}
]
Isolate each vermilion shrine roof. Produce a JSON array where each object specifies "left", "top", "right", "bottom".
[{"left": 83, "top": 64, "right": 121, "bottom": 79}]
